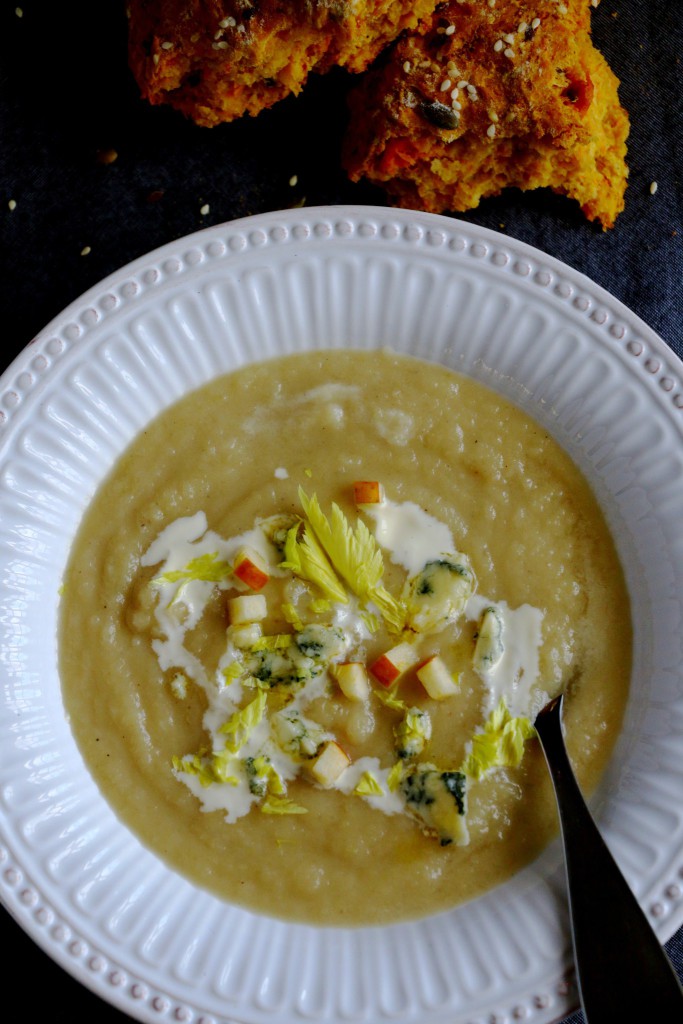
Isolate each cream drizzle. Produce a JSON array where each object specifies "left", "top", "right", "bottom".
[
  {"left": 365, "top": 499, "right": 454, "bottom": 574},
  {"left": 465, "top": 595, "right": 547, "bottom": 719}
]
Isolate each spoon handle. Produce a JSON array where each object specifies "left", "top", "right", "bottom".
[{"left": 534, "top": 695, "right": 683, "bottom": 1022}]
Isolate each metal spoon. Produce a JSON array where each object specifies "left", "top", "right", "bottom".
[{"left": 534, "top": 693, "right": 683, "bottom": 1022}]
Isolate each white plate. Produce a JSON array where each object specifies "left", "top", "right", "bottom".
[{"left": 1, "top": 206, "right": 682, "bottom": 1024}]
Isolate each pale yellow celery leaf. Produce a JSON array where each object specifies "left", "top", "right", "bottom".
[
  {"left": 173, "top": 754, "right": 217, "bottom": 788},
  {"left": 154, "top": 552, "right": 232, "bottom": 586},
  {"left": 210, "top": 747, "right": 240, "bottom": 785},
  {"left": 394, "top": 708, "right": 432, "bottom": 760},
  {"left": 299, "top": 488, "right": 405, "bottom": 630},
  {"left": 299, "top": 489, "right": 379, "bottom": 591},
  {"left": 374, "top": 687, "right": 408, "bottom": 713},
  {"left": 354, "top": 771, "right": 384, "bottom": 797},
  {"left": 248, "top": 755, "right": 286, "bottom": 795},
  {"left": 219, "top": 691, "right": 267, "bottom": 753},
  {"left": 153, "top": 551, "right": 233, "bottom": 608},
  {"left": 367, "top": 584, "right": 406, "bottom": 633},
  {"left": 460, "top": 699, "right": 536, "bottom": 780},
  {"left": 360, "top": 610, "right": 380, "bottom": 633},
  {"left": 242, "top": 675, "right": 271, "bottom": 691},
  {"left": 268, "top": 770, "right": 286, "bottom": 796},
  {"left": 403, "top": 710, "right": 431, "bottom": 743},
  {"left": 251, "top": 634, "right": 293, "bottom": 652},
  {"left": 282, "top": 602, "right": 303, "bottom": 630},
  {"left": 280, "top": 522, "right": 347, "bottom": 604},
  {"left": 387, "top": 760, "right": 405, "bottom": 791},
  {"left": 222, "top": 661, "right": 244, "bottom": 685},
  {"left": 262, "top": 796, "right": 308, "bottom": 815}
]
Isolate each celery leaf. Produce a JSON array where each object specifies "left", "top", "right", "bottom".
[
  {"left": 298, "top": 488, "right": 405, "bottom": 631},
  {"left": 219, "top": 691, "right": 268, "bottom": 753},
  {"left": 460, "top": 699, "right": 536, "bottom": 780}
]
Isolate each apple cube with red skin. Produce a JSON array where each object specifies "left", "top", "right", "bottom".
[
  {"left": 233, "top": 547, "right": 270, "bottom": 591},
  {"left": 370, "top": 641, "right": 420, "bottom": 687},
  {"left": 416, "top": 655, "right": 460, "bottom": 700},
  {"left": 333, "top": 661, "right": 370, "bottom": 702},
  {"left": 353, "top": 480, "right": 385, "bottom": 505},
  {"left": 309, "top": 741, "right": 351, "bottom": 787}
]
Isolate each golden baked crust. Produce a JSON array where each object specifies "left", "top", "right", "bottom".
[
  {"left": 343, "top": 0, "right": 629, "bottom": 228},
  {"left": 128, "top": 0, "right": 440, "bottom": 126}
]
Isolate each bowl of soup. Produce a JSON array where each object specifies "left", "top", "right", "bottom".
[{"left": 1, "top": 207, "right": 681, "bottom": 1024}]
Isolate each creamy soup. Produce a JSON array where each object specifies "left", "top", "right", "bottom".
[{"left": 59, "top": 349, "right": 631, "bottom": 926}]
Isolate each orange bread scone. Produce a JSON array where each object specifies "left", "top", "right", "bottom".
[
  {"left": 128, "top": 0, "right": 440, "bottom": 126},
  {"left": 343, "top": 0, "right": 629, "bottom": 228}
]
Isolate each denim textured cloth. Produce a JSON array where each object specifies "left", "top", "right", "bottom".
[
  {"left": 0, "top": 1, "right": 681, "bottom": 360},
  {"left": 0, "top": 1, "right": 681, "bottom": 1022}
]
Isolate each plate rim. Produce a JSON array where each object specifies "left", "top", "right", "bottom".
[{"left": 3, "top": 204, "right": 682, "bottom": 400}]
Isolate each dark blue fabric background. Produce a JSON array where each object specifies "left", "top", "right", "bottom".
[{"left": 0, "top": 2, "right": 681, "bottom": 1022}]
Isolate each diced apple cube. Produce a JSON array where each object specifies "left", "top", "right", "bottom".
[
  {"left": 228, "top": 622, "right": 262, "bottom": 649},
  {"left": 353, "top": 480, "right": 385, "bottom": 505},
  {"left": 309, "top": 741, "right": 351, "bottom": 787},
  {"left": 370, "top": 641, "right": 420, "bottom": 687},
  {"left": 228, "top": 593, "right": 267, "bottom": 625},
  {"left": 334, "top": 662, "right": 370, "bottom": 702},
  {"left": 416, "top": 655, "right": 460, "bottom": 700},
  {"left": 233, "top": 547, "right": 270, "bottom": 591}
]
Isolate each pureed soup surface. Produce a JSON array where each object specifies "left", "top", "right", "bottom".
[{"left": 60, "top": 349, "right": 632, "bottom": 926}]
